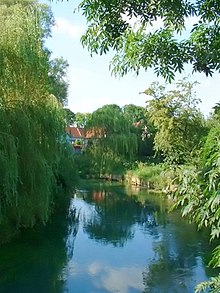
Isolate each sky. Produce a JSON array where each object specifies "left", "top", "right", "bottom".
[{"left": 43, "top": 0, "right": 220, "bottom": 116}]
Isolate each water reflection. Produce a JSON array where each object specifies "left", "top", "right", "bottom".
[
  {"left": 72, "top": 181, "right": 219, "bottom": 292},
  {"left": 0, "top": 198, "right": 79, "bottom": 293},
  {"left": 75, "top": 185, "right": 168, "bottom": 247},
  {"left": 87, "top": 264, "right": 144, "bottom": 293},
  {"left": 0, "top": 181, "right": 219, "bottom": 293},
  {"left": 81, "top": 189, "right": 139, "bottom": 246},
  {"left": 142, "top": 211, "right": 219, "bottom": 293}
]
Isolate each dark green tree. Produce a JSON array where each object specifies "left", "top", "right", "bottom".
[
  {"left": 64, "top": 108, "right": 75, "bottom": 126},
  {"left": 122, "top": 104, "right": 145, "bottom": 124},
  {"left": 123, "top": 104, "right": 155, "bottom": 159}
]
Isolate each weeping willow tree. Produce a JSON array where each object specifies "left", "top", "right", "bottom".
[
  {"left": 85, "top": 104, "right": 138, "bottom": 177},
  {"left": 0, "top": 1, "right": 76, "bottom": 242}
]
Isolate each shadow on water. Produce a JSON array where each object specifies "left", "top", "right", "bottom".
[{"left": 0, "top": 196, "right": 79, "bottom": 293}]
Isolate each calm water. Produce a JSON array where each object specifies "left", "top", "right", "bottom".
[{"left": 0, "top": 180, "right": 219, "bottom": 293}]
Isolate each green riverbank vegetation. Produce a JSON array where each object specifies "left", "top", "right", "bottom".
[{"left": 0, "top": 0, "right": 77, "bottom": 243}]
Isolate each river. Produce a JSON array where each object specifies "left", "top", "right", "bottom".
[{"left": 0, "top": 180, "right": 219, "bottom": 293}]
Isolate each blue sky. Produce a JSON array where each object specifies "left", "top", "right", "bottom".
[{"left": 44, "top": 0, "right": 220, "bottom": 116}]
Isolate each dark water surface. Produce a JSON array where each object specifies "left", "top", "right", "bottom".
[{"left": 0, "top": 180, "right": 219, "bottom": 293}]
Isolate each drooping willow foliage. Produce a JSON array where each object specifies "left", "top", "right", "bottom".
[
  {"left": 85, "top": 104, "right": 138, "bottom": 176},
  {"left": 0, "top": 1, "right": 76, "bottom": 241}
]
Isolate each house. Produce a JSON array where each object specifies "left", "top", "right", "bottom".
[
  {"left": 66, "top": 126, "right": 86, "bottom": 153},
  {"left": 66, "top": 126, "right": 105, "bottom": 153}
]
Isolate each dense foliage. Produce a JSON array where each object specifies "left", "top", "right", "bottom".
[
  {"left": 74, "top": 112, "right": 91, "bottom": 128},
  {"left": 5, "top": 0, "right": 220, "bottom": 290},
  {"left": 143, "top": 78, "right": 207, "bottom": 164},
  {"left": 0, "top": 0, "right": 76, "bottom": 242},
  {"left": 74, "top": 103, "right": 157, "bottom": 178},
  {"left": 170, "top": 121, "right": 220, "bottom": 292},
  {"left": 78, "top": 0, "right": 220, "bottom": 81},
  {"left": 83, "top": 104, "right": 138, "bottom": 176}
]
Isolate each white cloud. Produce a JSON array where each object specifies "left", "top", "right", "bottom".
[
  {"left": 86, "top": 262, "right": 144, "bottom": 293},
  {"left": 53, "top": 17, "right": 85, "bottom": 39},
  {"left": 99, "top": 266, "right": 144, "bottom": 293},
  {"left": 87, "top": 262, "right": 103, "bottom": 275}
]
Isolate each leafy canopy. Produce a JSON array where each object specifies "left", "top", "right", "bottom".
[
  {"left": 143, "top": 77, "right": 207, "bottom": 164},
  {"left": 76, "top": 0, "right": 220, "bottom": 81}
]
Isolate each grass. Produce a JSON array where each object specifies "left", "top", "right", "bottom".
[{"left": 125, "top": 162, "right": 180, "bottom": 192}]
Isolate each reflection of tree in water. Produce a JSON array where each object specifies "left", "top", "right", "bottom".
[
  {"left": 143, "top": 243, "right": 195, "bottom": 293},
  {"left": 75, "top": 182, "right": 220, "bottom": 291},
  {"left": 142, "top": 212, "right": 220, "bottom": 293},
  {"left": 0, "top": 197, "right": 79, "bottom": 293},
  {"left": 82, "top": 189, "right": 137, "bottom": 247},
  {"left": 78, "top": 185, "right": 168, "bottom": 247},
  {"left": 138, "top": 203, "right": 163, "bottom": 233},
  {"left": 66, "top": 206, "right": 80, "bottom": 260}
]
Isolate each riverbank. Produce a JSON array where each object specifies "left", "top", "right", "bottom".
[{"left": 97, "top": 163, "right": 178, "bottom": 195}]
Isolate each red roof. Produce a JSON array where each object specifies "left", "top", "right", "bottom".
[
  {"left": 66, "top": 126, "right": 105, "bottom": 139},
  {"left": 85, "top": 127, "right": 105, "bottom": 138},
  {"left": 66, "top": 127, "right": 85, "bottom": 138}
]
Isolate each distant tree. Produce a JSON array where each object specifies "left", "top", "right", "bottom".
[
  {"left": 143, "top": 78, "right": 207, "bottom": 164},
  {"left": 212, "top": 102, "right": 220, "bottom": 119},
  {"left": 123, "top": 104, "right": 155, "bottom": 159},
  {"left": 48, "top": 57, "right": 69, "bottom": 106},
  {"left": 85, "top": 104, "right": 138, "bottom": 175},
  {"left": 74, "top": 112, "right": 91, "bottom": 128},
  {"left": 64, "top": 108, "right": 75, "bottom": 126},
  {"left": 122, "top": 104, "right": 145, "bottom": 124}
]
